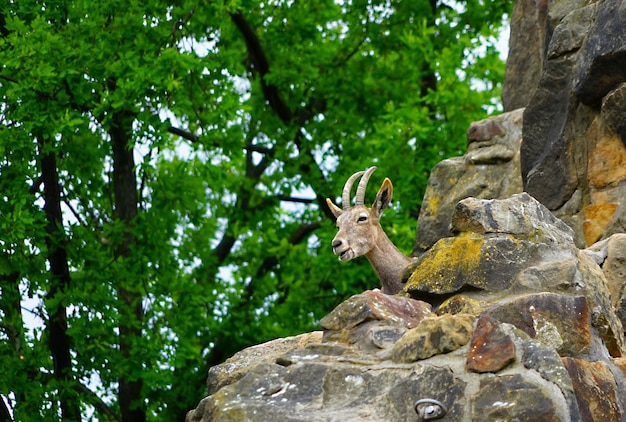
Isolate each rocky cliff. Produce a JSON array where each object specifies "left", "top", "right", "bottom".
[{"left": 186, "top": 0, "right": 626, "bottom": 420}]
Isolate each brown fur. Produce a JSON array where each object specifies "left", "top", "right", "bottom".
[{"left": 327, "top": 168, "right": 414, "bottom": 294}]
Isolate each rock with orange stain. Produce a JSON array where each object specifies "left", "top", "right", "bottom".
[
  {"left": 583, "top": 202, "right": 618, "bottom": 245},
  {"left": 562, "top": 357, "right": 623, "bottom": 422},
  {"left": 466, "top": 314, "right": 516, "bottom": 373}
]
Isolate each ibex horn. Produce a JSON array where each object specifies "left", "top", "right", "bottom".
[
  {"left": 355, "top": 166, "right": 377, "bottom": 206},
  {"left": 342, "top": 170, "right": 365, "bottom": 209}
]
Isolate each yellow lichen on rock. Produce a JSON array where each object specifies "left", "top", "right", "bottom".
[{"left": 406, "top": 233, "right": 485, "bottom": 292}]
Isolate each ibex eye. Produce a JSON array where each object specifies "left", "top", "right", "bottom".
[{"left": 357, "top": 215, "right": 368, "bottom": 223}]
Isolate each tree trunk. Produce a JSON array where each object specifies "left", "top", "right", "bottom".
[
  {"left": 110, "top": 110, "right": 146, "bottom": 422},
  {"left": 39, "top": 136, "right": 81, "bottom": 421}
]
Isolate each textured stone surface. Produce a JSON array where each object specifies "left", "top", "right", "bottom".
[
  {"left": 520, "top": 0, "right": 626, "bottom": 246},
  {"left": 413, "top": 108, "right": 524, "bottom": 254},
  {"left": 450, "top": 193, "right": 575, "bottom": 243},
  {"left": 501, "top": 0, "right": 547, "bottom": 110},
  {"left": 391, "top": 313, "right": 475, "bottom": 363},
  {"left": 599, "top": 235, "right": 626, "bottom": 318},
  {"left": 486, "top": 293, "right": 590, "bottom": 357},
  {"left": 573, "top": 0, "right": 626, "bottom": 106},
  {"left": 206, "top": 331, "right": 323, "bottom": 395},
  {"left": 470, "top": 375, "right": 562, "bottom": 422},
  {"left": 562, "top": 357, "right": 623, "bottom": 422},
  {"left": 319, "top": 289, "right": 432, "bottom": 331},
  {"left": 408, "top": 194, "right": 579, "bottom": 298},
  {"left": 188, "top": 311, "right": 607, "bottom": 422},
  {"left": 466, "top": 314, "right": 515, "bottom": 373},
  {"left": 407, "top": 233, "right": 530, "bottom": 296},
  {"left": 521, "top": 339, "right": 582, "bottom": 420}
]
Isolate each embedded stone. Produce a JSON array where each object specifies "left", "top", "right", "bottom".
[
  {"left": 587, "top": 134, "right": 626, "bottom": 191},
  {"left": 583, "top": 202, "right": 619, "bottom": 246},
  {"left": 319, "top": 289, "right": 432, "bottom": 331},
  {"left": 450, "top": 193, "right": 575, "bottom": 245},
  {"left": 485, "top": 293, "right": 590, "bottom": 357},
  {"left": 521, "top": 339, "right": 582, "bottom": 419},
  {"left": 391, "top": 314, "right": 475, "bottom": 363},
  {"left": 388, "top": 365, "right": 467, "bottom": 420},
  {"left": 405, "top": 234, "right": 527, "bottom": 296},
  {"left": 466, "top": 314, "right": 515, "bottom": 373},
  {"left": 437, "top": 295, "right": 489, "bottom": 316},
  {"left": 562, "top": 357, "right": 623, "bottom": 422},
  {"left": 470, "top": 374, "right": 561, "bottom": 421},
  {"left": 515, "top": 258, "right": 577, "bottom": 291}
]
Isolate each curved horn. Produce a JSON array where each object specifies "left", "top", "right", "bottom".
[
  {"left": 355, "top": 166, "right": 377, "bottom": 205},
  {"left": 342, "top": 170, "right": 364, "bottom": 209}
]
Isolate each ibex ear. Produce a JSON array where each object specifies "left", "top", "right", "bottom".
[
  {"left": 373, "top": 178, "right": 393, "bottom": 217},
  {"left": 326, "top": 198, "right": 343, "bottom": 218}
]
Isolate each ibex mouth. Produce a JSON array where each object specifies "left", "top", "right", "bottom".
[{"left": 337, "top": 248, "right": 353, "bottom": 261}]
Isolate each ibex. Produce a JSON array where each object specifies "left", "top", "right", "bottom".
[{"left": 326, "top": 166, "right": 415, "bottom": 295}]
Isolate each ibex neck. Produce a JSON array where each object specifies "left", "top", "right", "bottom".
[{"left": 365, "top": 233, "right": 413, "bottom": 295}]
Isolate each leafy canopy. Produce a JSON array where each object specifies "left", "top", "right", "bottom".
[{"left": 0, "top": 0, "right": 509, "bottom": 420}]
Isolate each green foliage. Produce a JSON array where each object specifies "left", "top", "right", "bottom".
[{"left": 0, "top": 0, "right": 510, "bottom": 420}]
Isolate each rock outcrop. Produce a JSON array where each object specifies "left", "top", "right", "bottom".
[
  {"left": 413, "top": 108, "right": 524, "bottom": 254},
  {"left": 515, "top": 0, "right": 626, "bottom": 247},
  {"left": 186, "top": 0, "right": 626, "bottom": 420},
  {"left": 187, "top": 194, "right": 626, "bottom": 421}
]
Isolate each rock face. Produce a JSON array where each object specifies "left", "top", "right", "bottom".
[
  {"left": 519, "top": 0, "right": 626, "bottom": 247},
  {"left": 501, "top": 0, "right": 548, "bottom": 111},
  {"left": 186, "top": 0, "right": 626, "bottom": 420},
  {"left": 187, "top": 194, "right": 626, "bottom": 422}
]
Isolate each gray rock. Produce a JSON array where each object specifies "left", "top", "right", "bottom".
[
  {"left": 450, "top": 193, "right": 575, "bottom": 244},
  {"left": 573, "top": 0, "right": 626, "bottom": 107},
  {"left": 502, "top": 0, "right": 547, "bottom": 110},
  {"left": 470, "top": 374, "right": 563, "bottom": 421},
  {"left": 413, "top": 109, "right": 524, "bottom": 254},
  {"left": 521, "top": 339, "right": 582, "bottom": 421},
  {"left": 391, "top": 314, "right": 475, "bottom": 363},
  {"left": 520, "top": 0, "right": 626, "bottom": 246}
]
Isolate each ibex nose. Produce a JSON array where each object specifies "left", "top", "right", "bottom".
[{"left": 332, "top": 240, "right": 342, "bottom": 249}]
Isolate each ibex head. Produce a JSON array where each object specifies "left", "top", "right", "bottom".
[
  {"left": 326, "top": 166, "right": 413, "bottom": 295},
  {"left": 326, "top": 166, "right": 393, "bottom": 262}
]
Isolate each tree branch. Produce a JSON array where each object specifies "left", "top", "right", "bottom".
[
  {"left": 230, "top": 12, "right": 293, "bottom": 124},
  {"left": 74, "top": 383, "right": 119, "bottom": 422},
  {"left": 277, "top": 195, "right": 315, "bottom": 204},
  {"left": 253, "top": 221, "right": 322, "bottom": 282},
  {"left": 167, "top": 126, "right": 199, "bottom": 143}
]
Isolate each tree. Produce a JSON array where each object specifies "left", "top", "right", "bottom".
[{"left": 0, "top": 0, "right": 509, "bottom": 420}]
